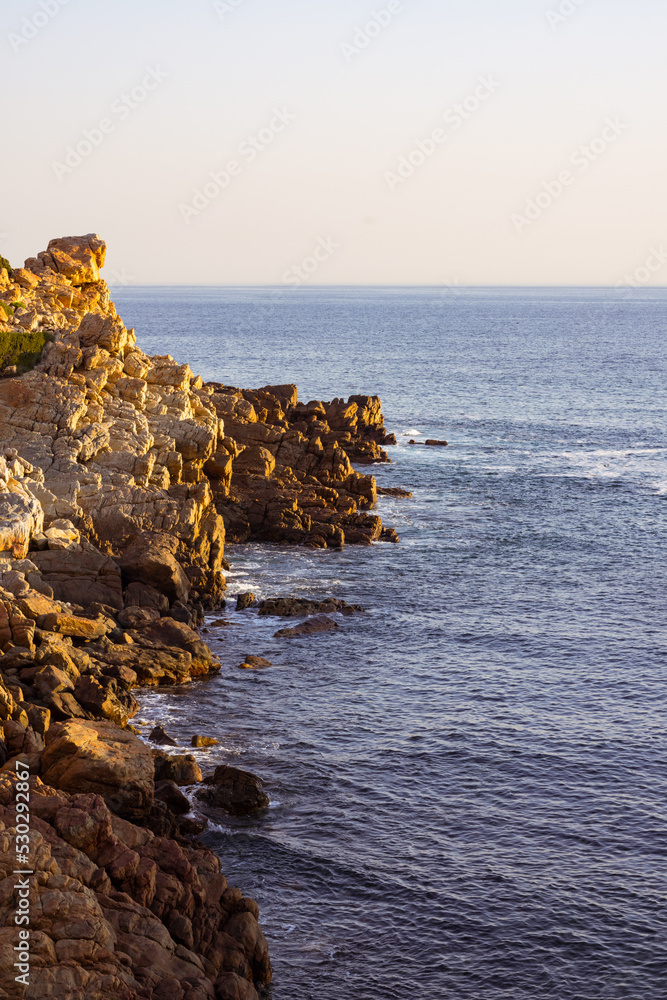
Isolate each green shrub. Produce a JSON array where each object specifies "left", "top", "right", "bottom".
[
  {"left": 0, "top": 256, "right": 11, "bottom": 276},
  {"left": 0, "top": 328, "right": 52, "bottom": 374}
]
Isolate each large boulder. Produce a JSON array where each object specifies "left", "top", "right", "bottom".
[
  {"left": 41, "top": 719, "right": 154, "bottom": 819},
  {"left": 118, "top": 531, "right": 191, "bottom": 603},
  {"left": 197, "top": 765, "right": 269, "bottom": 816}
]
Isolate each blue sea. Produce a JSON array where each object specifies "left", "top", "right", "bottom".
[{"left": 114, "top": 286, "right": 667, "bottom": 1000}]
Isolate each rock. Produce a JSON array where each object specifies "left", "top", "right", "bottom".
[
  {"left": 130, "top": 617, "right": 214, "bottom": 675},
  {"left": 155, "top": 779, "right": 192, "bottom": 815},
  {"left": 40, "top": 611, "right": 116, "bottom": 640},
  {"left": 41, "top": 719, "right": 154, "bottom": 819},
  {"left": 237, "top": 657, "right": 271, "bottom": 670},
  {"left": 424, "top": 439, "right": 448, "bottom": 447},
  {"left": 274, "top": 615, "right": 339, "bottom": 638},
  {"left": 30, "top": 536, "right": 124, "bottom": 609},
  {"left": 206, "top": 382, "right": 399, "bottom": 548},
  {"left": 117, "top": 604, "right": 160, "bottom": 629},
  {"left": 377, "top": 486, "right": 413, "bottom": 497},
  {"left": 149, "top": 724, "right": 179, "bottom": 746},
  {"left": 192, "top": 735, "right": 219, "bottom": 748},
  {"left": 215, "top": 973, "right": 259, "bottom": 1000},
  {"left": 119, "top": 531, "right": 191, "bottom": 604},
  {"left": 197, "top": 765, "right": 269, "bottom": 816},
  {"left": 235, "top": 592, "right": 257, "bottom": 611},
  {"left": 124, "top": 580, "right": 170, "bottom": 613},
  {"left": 381, "top": 527, "right": 400, "bottom": 543},
  {"left": 153, "top": 751, "right": 203, "bottom": 785},
  {"left": 257, "top": 597, "right": 363, "bottom": 617},
  {"left": 73, "top": 674, "right": 133, "bottom": 727}
]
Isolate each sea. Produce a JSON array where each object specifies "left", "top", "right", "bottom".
[{"left": 113, "top": 286, "right": 667, "bottom": 1000}]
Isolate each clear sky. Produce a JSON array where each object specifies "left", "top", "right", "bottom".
[{"left": 1, "top": 0, "right": 666, "bottom": 285}]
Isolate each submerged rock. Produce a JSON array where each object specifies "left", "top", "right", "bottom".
[
  {"left": 273, "top": 615, "right": 339, "bottom": 638},
  {"left": 237, "top": 656, "right": 272, "bottom": 670},
  {"left": 257, "top": 597, "right": 363, "bottom": 617}
]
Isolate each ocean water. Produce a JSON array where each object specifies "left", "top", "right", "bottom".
[{"left": 114, "top": 286, "right": 667, "bottom": 1000}]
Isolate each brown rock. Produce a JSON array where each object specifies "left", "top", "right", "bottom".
[
  {"left": 41, "top": 719, "right": 154, "bottom": 819},
  {"left": 237, "top": 656, "right": 272, "bottom": 670},
  {"left": 197, "top": 765, "right": 269, "bottom": 816},
  {"left": 149, "top": 725, "right": 178, "bottom": 746},
  {"left": 155, "top": 779, "right": 192, "bottom": 815},
  {"left": 235, "top": 592, "right": 256, "bottom": 611},
  {"left": 40, "top": 611, "right": 116, "bottom": 640},
  {"left": 274, "top": 615, "right": 339, "bottom": 638},
  {"left": 119, "top": 531, "right": 191, "bottom": 604},
  {"left": 154, "top": 751, "right": 203, "bottom": 786},
  {"left": 124, "top": 580, "right": 170, "bottom": 613},
  {"left": 215, "top": 973, "right": 260, "bottom": 1000},
  {"left": 191, "top": 735, "right": 219, "bottom": 748}
]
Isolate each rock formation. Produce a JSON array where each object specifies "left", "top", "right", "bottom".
[{"left": 0, "top": 235, "right": 402, "bottom": 999}]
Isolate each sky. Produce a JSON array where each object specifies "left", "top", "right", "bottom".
[{"left": 1, "top": 0, "right": 666, "bottom": 286}]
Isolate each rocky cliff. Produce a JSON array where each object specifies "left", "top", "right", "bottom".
[{"left": 0, "top": 235, "right": 399, "bottom": 1000}]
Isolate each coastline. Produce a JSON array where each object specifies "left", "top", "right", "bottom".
[{"left": 0, "top": 235, "right": 401, "bottom": 999}]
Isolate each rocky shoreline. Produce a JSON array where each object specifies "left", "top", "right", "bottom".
[{"left": 0, "top": 236, "right": 400, "bottom": 1000}]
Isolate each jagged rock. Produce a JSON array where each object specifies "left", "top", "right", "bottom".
[
  {"left": 124, "top": 580, "right": 170, "bottom": 613},
  {"left": 128, "top": 617, "right": 215, "bottom": 676},
  {"left": 377, "top": 486, "right": 413, "bottom": 497},
  {"left": 119, "top": 531, "right": 191, "bottom": 604},
  {"left": 192, "top": 735, "right": 219, "bottom": 748},
  {"left": 0, "top": 770, "right": 271, "bottom": 998},
  {"left": 41, "top": 719, "right": 154, "bottom": 819},
  {"left": 235, "top": 592, "right": 256, "bottom": 611},
  {"left": 153, "top": 752, "right": 203, "bottom": 786},
  {"left": 197, "top": 766, "right": 269, "bottom": 816},
  {"left": 258, "top": 597, "right": 363, "bottom": 617},
  {"left": 155, "top": 779, "right": 192, "bottom": 815},
  {"left": 206, "top": 382, "right": 397, "bottom": 548},
  {"left": 149, "top": 725, "right": 178, "bottom": 746}
]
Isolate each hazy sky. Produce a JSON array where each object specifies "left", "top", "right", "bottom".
[{"left": 1, "top": 0, "right": 666, "bottom": 285}]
